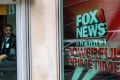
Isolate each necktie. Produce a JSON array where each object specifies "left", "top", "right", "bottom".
[{"left": 1, "top": 38, "right": 8, "bottom": 52}]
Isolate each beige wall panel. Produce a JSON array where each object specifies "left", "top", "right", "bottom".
[{"left": 30, "top": 0, "right": 58, "bottom": 80}]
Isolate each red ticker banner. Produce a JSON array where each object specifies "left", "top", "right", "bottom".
[{"left": 61, "top": 0, "right": 120, "bottom": 80}]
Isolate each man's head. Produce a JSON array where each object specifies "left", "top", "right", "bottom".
[{"left": 4, "top": 24, "right": 13, "bottom": 37}]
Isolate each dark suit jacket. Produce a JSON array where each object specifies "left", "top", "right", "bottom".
[{"left": 0, "top": 34, "right": 16, "bottom": 60}]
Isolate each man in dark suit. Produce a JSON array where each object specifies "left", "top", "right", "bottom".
[{"left": 0, "top": 24, "right": 16, "bottom": 61}]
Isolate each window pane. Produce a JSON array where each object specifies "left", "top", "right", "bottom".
[
  {"left": 0, "top": 4, "right": 16, "bottom": 80},
  {"left": 61, "top": 0, "right": 120, "bottom": 80}
]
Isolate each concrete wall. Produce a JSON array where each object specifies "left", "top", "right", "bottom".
[{"left": 30, "top": 0, "right": 58, "bottom": 80}]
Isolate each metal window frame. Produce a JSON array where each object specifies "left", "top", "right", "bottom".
[
  {"left": 58, "top": 0, "right": 63, "bottom": 80},
  {"left": 16, "top": 0, "right": 31, "bottom": 80}
]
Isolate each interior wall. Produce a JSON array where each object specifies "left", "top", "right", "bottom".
[{"left": 30, "top": 0, "right": 58, "bottom": 80}]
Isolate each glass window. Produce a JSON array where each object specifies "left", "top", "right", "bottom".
[
  {"left": 0, "top": 1, "right": 17, "bottom": 80},
  {"left": 60, "top": 0, "right": 120, "bottom": 80}
]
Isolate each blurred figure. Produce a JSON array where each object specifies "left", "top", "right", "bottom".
[{"left": 0, "top": 24, "right": 16, "bottom": 61}]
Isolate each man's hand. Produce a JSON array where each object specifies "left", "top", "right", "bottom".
[{"left": 0, "top": 54, "right": 7, "bottom": 61}]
